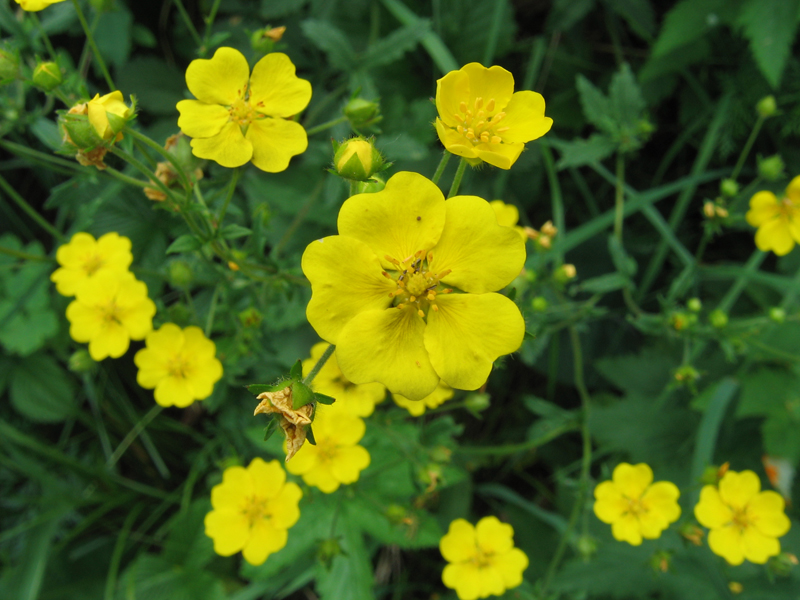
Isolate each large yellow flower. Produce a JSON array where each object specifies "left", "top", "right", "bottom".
[
  {"left": 593, "top": 463, "right": 681, "bottom": 546},
  {"left": 435, "top": 63, "right": 552, "bottom": 170},
  {"left": 13, "top": 0, "right": 66, "bottom": 11},
  {"left": 65, "top": 271, "right": 155, "bottom": 360},
  {"left": 284, "top": 405, "right": 370, "bottom": 493},
  {"left": 694, "top": 469, "right": 791, "bottom": 565},
  {"left": 176, "top": 47, "right": 311, "bottom": 172},
  {"left": 134, "top": 323, "right": 223, "bottom": 408},
  {"left": 204, "top": 457, "right": 301, "bottom": 566},
  {"left": 302, "top": 171, "right": 526, "bottom": 401},
  {"left": 393, "top": 380, "right": 454, "bottom": 416},
  {"left": 302, "top": 342, "right": 385, "bottom": 417},
  {"left": 51, "top": 232, "right": 132, "bottom": 297},
  {"left": 746, "top": 176, "right": 800, "bottom": 255},
  {"left": 440, "top": 516, "right": 529, "bottom": 600},
  {"left": 489, "top": 200, "right": 526, "bottom": 240}
]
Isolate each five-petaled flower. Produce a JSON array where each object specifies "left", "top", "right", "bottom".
[
  {"left": 66, "top": 271, "right": 155, "bottom": 361},
  {"left": 284, "top": 404, "right": 370, "bottom": 493},
  {"left": 593, "top": 462, "right": 681, "bottom": 546},
  {"left": 694, "top": 469, "right": 791, "bottom": 565},
  {"left": 204, "top": 457, "right": 302, "bottom": 566},
  {"left": 302, "top": 171, "right": 526, "bottom": 401},
  {"left": 177, "top": 47, "right": 311, "bottom": 172},
  {"left": 435, "top": 63, "right": 552, "bottom": 170},
  {"left": 440, "top": 516, "right": 529, "bottom": 600},
  {"left": 13, "top": 0, "right": 66, "bottom": 11},
  {"left": 746, "top": 175, "right": 800, "bottom": 255},
  {"left": 51, "top": 232, "right": 132, "bottom": 297},
  {"left": 393, "top": 380, "right": 454, "bottom": 416},
  {"left": 134, "top": 323, "right": 223, "bottom": 408}
]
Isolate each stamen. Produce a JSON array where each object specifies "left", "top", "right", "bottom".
[
  {"left": 410, "top": 296, "right": 416, "bottom": 302},
  {"left": 474, "top": 97, "right": 483, "bottom": 109},
  {"left": 382, "top": 271, "right": 391, "bottom": 278},
  {"left": 427, "top": 252, "right": 434, "bottom": 263},
  {"left": 476, "top": 111, "right": 485, "bottom": 121},
  {"left": 491, "top": 136, "right": 502, "bottom": 144},
  {"left": 418, "top": 309, "right": 425, "bottom": 317},
  {"left": 431, "top": 305, "right": 439, "bottom": 312},
  {"left": 492, "top": 112, "right": 506, "bottom": 124},
  {"left": 457, "top": 125, "right": 464, "bottom": 134},
  {"left": 475, "top": 120, "right": 485, "bottom": 131},
  {"left": 397, "top": 303, "right": 406, "bottom": 310},
  {"left": 459, "top": 101, "right": 467, "bottom": 114},
  {"left": 496, "top": 126, "right": 510, "bottom": 133},
  {"left": 480, "top": 132, "right": 489, "bottom": 143},
  {"left": 486, "top": 98, "right": 495, "bottom": 112},
  {"left": 437, "top": 269, "right": 452, "bottom": 278},
  {"left": 385, "top": 255, "right": 401, "bottom": 266}
]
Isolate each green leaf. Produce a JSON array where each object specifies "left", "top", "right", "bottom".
[
  {"left": 219, "top": 224, "right": 252, "bottom": 240},
  {"left": 651, "top": 0, "right": 726, "bottom": 58},
  {"left": 315, "top": 510, "right": 374, "bottom": 600},
  {"left": 263, "top": 417, "right": 279, "bottom": 442},
  {"left": 314, "top": 393, "right": 336, "bottom": 405},
  {"left": 546, "top": 0, "right": 595, "bottom": 32},
  {"left": 161, "top": 500, "right": 215, "bottom": 570},
  {"left": 289, "top": 359, "right": 303, "bottom": 381},
  {"left": 291, "top": 381, "right": 315, "bottom": 410},
  {"left": 306, "top": 426, "right": 317, "bottom": 446},
  {"left": 259, "top": 0, "right": 310, "bottom": 18},
  {"left": 94, "top": 8, "right": 133, "bottom": 67},
  {"left": 361, "top": 24, "right": 428, "bottom": 70},
  {"left": 575, "top": 75, "right": 614, "bottom": 133},
  {"left": 608, "top": 63, "right": 646, "bottom": 132},
  {"left": 115, "top": 57, "right": 186, "bottom": 115},
  {"left": 124, "top": 554, "right": 225, "bottom": 600},
  {"left": 247, "top": 381, "right": 289, "bottom": 396},
  {"left": 10, "top": 354, "right": 77, "bottom": 423},
  {"left": 763, "top": 416, "right": 800, "bottom": 463},
  {"left": 607, "top": 0, "right": 656, "bottom": 39},
  {"left": 576, "top": 272, "right": 630, "bottom": 294},
  {"left": 736, "top": 368, "right": 797, "bottom": 417},
  {"left": 166, "top": 234, "right": 203, "bottom": 254},
  {"left": 594, "top": 346, "right": 677, "bottom": 397},
  {"left": 608, "top": 235, "right": 637, "bottom": 277},
  {"left": 300, "top": 19, "right": 357, "bottom": 70},
  {"left": 737, "top": 0, "right": 800, "bottom": 88},
  {"left": 0, "top": 512, "right": 64, "bottom": 600},
  {"left": 555, "top": 134, "right": 616, "bottom": 170},
  {"left": 30, "top": 118, "right": 62, "bottom": 151}
]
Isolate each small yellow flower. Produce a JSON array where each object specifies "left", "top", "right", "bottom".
[
  {"left": 134, "top": 323, "right": 223, "bottom": 408},
  {"left": 435, "top": 63, "right": 552, "bottom": 170},
  {"left": 51, "top": 232, "right": 133, "bottom": 297},
  {"left": 66, "top": 271, "right": 155, "bottom": 361},
  {"left": 489, "top": 200, "right": 526, "bottom": 240},
  {"left": 593, "top": 463, "right": 681, "bottom": 545},
  {"left": 746, "top": 175, "right": 800, "bottom": 255},
  {"left": 284, "top": 405, "right": 370, "bottom": 493},
  {"left": 13, "top": 0, "right": 66, "bottom": 11},
  {"left": 694, "top": 469, "right": 791, "bottom": 565},
  {"left": 204, "top": 457, "right": 302, "bottom": 566},
  {"left": 302, "top": 172, "right": 526, "bottom": 401},
  {"left": 302, "top": 342, "right": 385, "bottom": 417},
  {"left": 86, "top": 92, "right": 132, "bottom": 140},
  {"left": 440, "top": 516, "right": 529, "bottom": 600},
  {"left": 177, "top": 47, "right": 311, "bottom": 172},
  {"left": 393, "top": 380, "right": 454, "bottom": 416}
]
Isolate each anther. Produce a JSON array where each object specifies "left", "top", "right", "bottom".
[
  {"left": 486, "top": 98, "right": 495, "bottom": 112},
  {"left": 457, "top": 125, "right": 464, "bottom": 134},
  {"left": 443, "top": 288, "right": 452, "bottom": 294},
  {"left": 492, "top": 112, "right": 506, "bottom": 124},
  {"left": 382, "top": 271, "right": 391, "bottom": 278},
  {"left": 491, "top": 136, "right": 502, "bottom": 144},
  {"left": 475, "top": 97, "right": 483, "bottom": 109},
  {"left": 418, "top": 309, "right": 425, "bottom": 317},
  {"left": 459, "top": 101, "right": 467, "bottom": 114},
  {"left": 385, "top": 255, "right": 401, "bottom": 266},
  {"left": 496, "top": 126, "right": 510, "bottom": 133},
  {"left": 410, "top": 296, "right": 416, "bottom": 302},
  {"left": 437, "top": 269, "right": 452, "bottom": 278},
  {"left": 477, "top": 111, "right": 485, "bottom": 121},
  {"left": 432, "top": 304, "right": 439, "bottom": 312},
  {"left": 427, "top": 252, "right": 433, "bottom": 263},
  {"left": 476, "top": 120, "right": 485, "bottom": 130},
  {"left": 397, "top": 303, "right": 406, "bottom": 310},
  {"left": 480, "top": 132, "right": 490, "bottom": 143}
]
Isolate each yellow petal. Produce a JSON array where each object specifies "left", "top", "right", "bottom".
[
  {"left": 475, "top": 516, "right": 514, "bottom": 554},
  {"left": 212, "top": 466, "right": 252, "bottom": 508},
  {"left": 498, "top": 91, "right": 553, "bottom": 143},
  {"left": 474, "top": 140, "right": 525, "bottom": 170},
  {"left": 442, "top": 563, "right": 481, "bottom": 600},
  {"left": 593, "top": 482, "right": 626, "bottom": 524},
  {"left": 424, "top": 293, "right": 524, "bottom": 391},
  {"left": 742, "top": 523, "right": 781, "bottom": 564},
  {"left": 301, "top": 463, "right": 341, "bottom": 493},
  {"left": 638, "top": 509, "right": 669, "bottom": 539},
  {"left": 435, "top": 118, "right": 479, "bottom": 159},
  {"left": 435, "top": 68, "right": 470, "bottom": 128},
  {"left": 461, "top": 63, "right": 514, "bottom": 114},
  {"left": 247, "top": 457, "right": 285, "bottom": 500},
  {"left": 755, "top": 218, "right": 795, "bottom": 255},
  {"left": 694, "top": 485, "right": 733, "bottom": 529},
  {"left": 242, "top": 518, "right": 287, "bottom": 565},
  {"left": 440, "top": 519, "right": 477, "bottom": 563},
  {"left": 190, "top": 121, "right": 252, "bottom": 168},
  {"left": 204, "top": 508, "right": 249, "bottom": 555},
  {"left": 285, "top": 442, "right": 319, "bottom": 475},
  {"left": 302, "top": 235, "right": 395, "bottom": 343},
  {"left": 611, "top": 513, "right": 642, "bottom": 545},
  {"left": 182, "top": 326, "right": 217, "bottom": 358},
  {"left": 719, "top": 470, "right": 761, "bottom": 510},
  {"left": 330, "top": 444, "right": 370, "bottom": 484},
  {"left": 749, "top": 491, "right": 791, "bottom": 537},
  {"left": 245, "top": 117, "right": 307, "bottom": 173},
  {"left": 249, "top": 52, "right": 312, "bottom": 117},
  {"left": 494, "top": 547, "right": 528, "bottom": 587},
  {"left": 708, "top": 526, "right": 745, "bottom": 565},
  {"left": 338, "top": 171, "right": 446, "bottom": 267},
  {"left": 612, "top": 463, "right": 652, "bottom": 499},
  {"left": 134, "top": 348, "right": 170, "bottom": 388},
  {"left": 785, "top": 175, "right": 800, "bottom": 203},
  {"left": 177, "top": 100, "right": 229, "bottom": 138},
  {"left": 477, "top": 564, "right": 507, "bottom": 598},
  {"left": 392, "top": 394, "right": 427, "bottom": 416},
  {"left": 429, "top": 195, "right": 526, "bottom": 293},
  {"left": 270, "top": 482, "right": 302, "bottom": 529},
  {"left": 185, "top": 46, "right": 250, "bottom": 106},
  {"left": 641, "top": 481, "right": 681, "bottom": 524},
  {"left": 746, "top": 191, "right": 779, "bottom": 226},
  {"left": 154, "top": 375, "right": 194, "bottom": 408},
  {"left": 66, "top": 300, "right": 101, "bottom": 342},
  {"left": 89, "top": 322, "right": 130, "bottom": 360},
  {"left": 96, "top": 232, "right": 132, "bottom": 266},
  {"left": 489, "top": 200, "right": 519, "bottom": 228},
  {"left": 336, "top": 307, "right": 439, "bottom": 400}
]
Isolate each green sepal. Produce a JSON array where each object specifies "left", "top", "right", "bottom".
[
  {"left": 263, "top": 417, "right": 279, "bottom": 441},
  {"left": 306, "top": 426, "right": 317, "bottom": 446},
  {"left": 291, "top": 381, "right": 315, "bottom": 410},
  {"left": 314, "top": 393, "right": 336, "bottom": 405},
  {"left": 289, "top": 359, "right": 303, "bottom": 382},
  {"left": 247, "top": 380, "right": 290, "bottom": 396}
]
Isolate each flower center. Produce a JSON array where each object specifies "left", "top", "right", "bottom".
[
  {"left": 383, "top": 251, "right": 452, "bottom": 318},
  {"left": 167, "top": 354, "right": 191, "bottom": 379},
  {"left": 780, "top": 196, "right": 798, "bottom": 218},
  {"left": 241, "top": 495, "right": 269, "bottom": 526},
  {"left": 82, "top": 252, "right": 104, "bottom": 276},
  {"left": 100, "top": 301, "right": 123, "bottom": 326},
  {"left": 315, "top": 439, "right": 338, "bottom": 463},
  {"left": 454, "top": 97, "right": 509, "bottom": 146},
  {"left": 731, "top": 507, "right": 753, "bottom": 531},
  {"left": 623, "top": 496, "right": 646, "bottom": 517},
  {"left": 229, "top": 97, "right": 256, "bottom": 126},
  {"left": 470, "top": 548, "right": 494, "bottom": 568}
]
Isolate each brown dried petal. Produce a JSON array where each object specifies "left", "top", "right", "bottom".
[{"left": 254, "top": 387, "right": 314, "bottom": 461}]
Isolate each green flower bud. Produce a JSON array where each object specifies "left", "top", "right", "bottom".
[
  {"left": 531, "top": 296, "right": 548, "bottom": 312},
  {"left": 576, "top": 535, "right": 598, "bottom": 559},
  {"left": 68, "top": 349, "right": 96, "bottom": 373},
  {"left": 687, "top": 298, "right": 702, "bottom": 313},
  {"left": 32, "top": 62, "right": 62, "bottom": 91},
  {"left": 59, "top": 112, "right": 102, "bottom": 151},
  {"left": 333, "top": 137, "right": 385, "bottom": 181},
  {"left": 344, "top": 97, "right": 382, "bottom": 130},
  {"left": 720, "top": 178, "right": 739, "bottom": 198},
  {"left": 650, "top": 550, "right": 672, "bottom": 573},
  {"left": 353, "top": 174, "right": 385, "bottom": 194},
  {"left": 430, "top": 445, "right": 452, "bottom": 463},
  {"left": 758, "top": 154, "right": 785, "bottom": 181},
  {"left": 0, "top": 49, "right": 19, "bottom": 85},
  {"left": 251, "top": 29, "right": 276, "bottom": 54},
  {"left": 317, "top": 538, "right": 344, "bottom": 569},
  {"left": 553, "top": 263, "right": 577, "bottom": 284},
  {"left": 709, "top": 309, "right": 728, "bottom": 328},
  {"left": 524, "top": 270, "right": 537, "bottom": 284},
  {"left": 464, "top": 392, "right": 490, "bottom": 413},
  {"left": 168, "top": 259, "right": 193, "bottom": 287},
  {"left": 671, "top": 312, "right": 691, "bottom": 331},
  {"left": 768, "top": 552, "right": 799, "bottom": 577},
  {"left": 769, "top": 307, "right": 786, "bottom": 323},
  {"left": 239, "top": 307, "right": 263, "bottom": 328},
  {"left": 756, "top": 95, "right": 777, "bottom": 118},
  {"left": 385, "top": 504, "right": 407, "bottom": 524}
]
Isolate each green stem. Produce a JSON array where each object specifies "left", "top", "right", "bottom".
[
  {"left": 71, "top": 0, "right": 115, "bottom": 91},
  {"left": 0, "top": 139, "right": 84, "bottom": 172},
  {"left": 171, "top": 0, "right": 203, "bottom": 49},
  {"left": 614, "top": 153, "right": 625, "bottom": 241},
  {"left": 200, "top": 0, "right": 223, "bottom": 56},
  {"left": 110, "top": 147, "right": 178, "bottom": 204},
  {"left": 540, "top": 144, "right": 564, "bottom": 265},
  {"left": 104, "top": 504, "right": 144, "bottom": 600},
  {"left": 0, "top": 174, "right": 65, "bottom": 241},
  {"left": 205, "top": 285, "right": 220, "bottom": 337},
  {"left": 124, "top": 127, "right": 192, "bottom": 190},
  {"left": 303, "top": 344, "right": 336, "bottom": 386},
  {"left": 106, "top": 406, "right": 164, "bottom": 470},
  {"left": 29, "top": 13, "right": 58, "bottom": 61},
  {"left": 305, "top": 116, "right": 348, "bottom": 136},
  {"left": 716, "top": 250, "right": 767, "bottom": 314},
  {"left": 0, "top": 245, "right": 53, "bottom": 262},
  {"left": 103, "top": 166, "right": 150, "bottom": 189},
  {"left": 217, "top": 167, "right": 242, "bottom": 224},
  {"left": 431, "top": 151, "right": 451, "bottom": 186},
  {"left": 349, "top": 180, "right": 359, "bottom": 198},
  {"left": 447, "top": 157, "right": 468, "bottom": 198},
  {"left": 731, "top": 115, "right": 765, "bottom": 182}
]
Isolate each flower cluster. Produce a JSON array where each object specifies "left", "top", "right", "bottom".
[
  {"left": 393, "top": 380, "right": 454, "bottom": 416},
  {"left": 746, "top": 176, "right": 800, "bottom": 255}
]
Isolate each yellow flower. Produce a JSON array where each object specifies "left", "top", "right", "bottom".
[
  {"left": 302, "top": 171, "right": 526, "bottom": 401},
  {"left": 489, "top": 200, "right": 526, "bottom": 240},
  {"left": 134, "top": 323, "right": 223, "bottom": 408},
  {"left": 86, "top": 92, "right": 132, "bottom": 140},
  {"left": 435, "top": 63, "right": 552, "bottom": 170},
  {"left": 177, "top": 47, "right": 311, "bottom": 172},
  {"left": 66, "top": 271, "right": 155, "bottom": 360},
  {"left": 593, "top": 463, "right": 681, "bottom": 545},
  {"left": 51, "top": 232, "right": 133, "bottom": 297},
  {"left": 440, "top": 516, "right": 529, "bottom": 600},
  {"left": 204, "top": 457, "right": 302, "bottom": 566},
  {"left": 694, "top": 469, "right": 791, "bottom": 565},
  {"left": 746, "top": 176, "right": 800, "bottom": 255},
  {"left": 393, "top": 380, "right": 454, "bottom": 416},
  {"left": 13, "top": 0, "right": 66, "bottom": 11},
  {"left": 284, "top": 405, "right": 370, "bottom": 493},
  {"left": 302, "top": 341, "right": 385, "bottom": 417}
]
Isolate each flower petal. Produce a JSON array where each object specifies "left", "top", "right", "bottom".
[
  {"left": 434, "top": 118, "right": 479, "bottom": 159},
  {"left": 755, "top": 217, "right": 795, "bottom": 255},
  {"left": 204, "top": 508, "right": 249, "bottom": 556},
  {"left": 211, "top": 466, "right": 252, "bottom": 509},
  {"left": 301, "top": 463, "right": 341, "bottom": 493},
  {"left": 474, "top": 140, "right": 525, "bottom": 170},
  {"left": 694, "top": 485, "right": 733, "bottom": 529},
  {"left": 242, "top": 518, "right": 287, "bottom": 565},
  {"left": 461, "top": 63, "right": 514, "bottom": 113},
  {"left": 612, "top": 463, "right": 652, "bottom": 499},
  {"left": 177, "top": 100, "right": 229, "bottom": 138},
  {"left": 429, "top": 194, "right": 526, "bottom": 293},
  {"left": 719, "top": 470, "right": 761, "bottom": 510},
  {"left": 611, "top": 513, "right": 642, "bottom": 545},
  {"left": 749, "top": 491, "right": 791, "bottom": 537},
  {"left": 330, "top": 444, "right": 370, "bottom": 484},
  {"left": 641, "top": 481, "right": 681, "bottom": 524},
  {"left": 303, "top": 235, "right": 395, "bottom": 343},
  {"left": 785, "top": 175, "right": 800, "bottom": 203},
  {"left": 154, "top": 375, "right": 194, "bottom": 408},
  {"left": 338, "top": 171, "right": 446, "bottom": 266},
  {"left": 489, "top": 200, "right": 519, "bottom": 228},
  {"left": 249, "top": 52, "right": 312, "bottom": 117},
  {"left": 477, "top": 565, "right": 507, "bottom": 598},
  {"left": 498, "top": 91, "right": 553, "bottom": 143},
  {"left": 435, "top": 68, "right": 470, "bottom": 128},
  {"left": 494, "top": 547, "right": 528, "bottom": 588},
  {"left": 247, "top": 457, "right": 286, "bottom": 500},
  {"left": 245, "top": 117, "right": 307, "bottom": 173},
  {"left": 190, "top": 121, "right": 253, "bottom": 168},
  {"left": 270, "top": 482, "right": 302, "bottom": 529},
  {"left": 424, "top": 293, "right": 524, "bottom": 391},
  {"left": 746, "top": 191, "right": 779, "bottom": 226},
  {"left": 89, "top": 323, "right": 129, "bottom": 360},
  {"left": 593, "top": 482, "right": 626, "bottom": 524},
  {"left": 742, "top": 523, "right": 781, "bottom": 564},
  {"left": 475, "top": 516, "right": 514, "bottom": 555},
  {"left": 185, "top": 47, "right": 250, "bottom": 106},
  {"left": 285, "top": 443, "right": 319, "bottom": 475},
  {"left": 440, "top": 519, "right": 477, "bottom": 563},
  {"left": 708, "top": 526, "right": 745, "bottom": 565},
  {"left": 442, "top": 563, "right": 481, "bottom": 600}
]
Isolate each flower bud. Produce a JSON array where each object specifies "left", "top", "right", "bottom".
[
  {"left": 531, "top": 296, "right": 548, "bottom": 312},
  {"left": 316, "top": 538, "right": 343, "bottom": 569},
  {"left": 344, "top": 97, "right": 382, "bottom": 131},
  {"left": 720, "top": 178, "right": 739, "bottom": 198},
  {"left": 0, "top": 48, "right": 19, "bottom": 85},
  {"left": 465, "top": 391, "right": 491, "bottom": 413},
  {"left": 728, "top": 582, "right": 743, "bottom": 595},
  {"left": 59, "top": 112, "right": 103, "bottom": 150},
  {"left": 385, "top": 504, "right": 407, "bottom": 524},
  {"left": 32, "top": 61, "right": 62, "bottom": 91},
  {"left": 68, "top": 349, "right": 96, "bottom": 373},
  {"left": 239, "top": 307, "right": 263, "bottom": 328},
  {"left": 768, "top": 552, "right": 799, "bottom": 577},
  {"left": 554, "top": 263, "right": 576, "bottom": 284},
  {"left": 353, "top": 174, "right": 385, "bottom": 194},
  {"left": 673, "top": 364, "right": 700, "bottom": 384},
  {"left": 671, "top": 312, "right": 692, "bottom": 331},
  {"left": 251, "top": 26, "right": 286, "bottom": 54},
  {"left": 576, "top": 535, "right": 597, "bottom": 559},
  {"left": 650, "top": 550, "right": 672, "bottom": 573},
  {"left": 709, "top": 309, "right": 728, "bottom": 328},
  {"left": 758, "top": 154, "right": 785, "bottom": 181},
  {"left": 430, "top": 445, "right": 452, "bottom": 463},
  {"left": 168, "top": 259, "right": 193, "bottom": 287},
  {"left": 679, "top": 522, "right": 705, "bottom": 546},
  {"left": 687, "top": 298, "right": 702, "bottom": 313},
  {"left": 333, "top": 137, "right": 385, "bottom": 181},
  {"left": 769, "top": 307, "right": 786, "bottom": 323},
  {"left": 540, "top": 221, "right": 558, "bottom": 238},
  {"left": 756, "top": 95, "right": 777, "bottom": 118},
  {"left": 703, "top": 201, "right": 716, "bottom": 218}
]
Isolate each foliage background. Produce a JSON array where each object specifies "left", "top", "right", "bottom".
[{"left": 2, "top": 0, "right": 800, "bottom": 598}]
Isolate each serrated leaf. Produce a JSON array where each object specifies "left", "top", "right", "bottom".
[
  {"left": 314, "top": 393, "right": 336, "bottom": 405},
  {"left": 218, "top": 224, "right": 251, "bottom": 240},
  {"left": 737, "top": 0, "right": 800, "bottom": 89},
  {"left": 555, "top": 134, "right": 616, "bottom": 169},
  {"left": 736, "top": 368, "right": 797, "bottom": 417},
  {"left": 576, "top": 75, "right": 615, "bottom": 133},
  {"left": 361, "top": 23, "right": 428, "bottom": 70},
  {"left": 289, "top": 359, "right": 303, "bottom": 381},
  {"left": 651, "top": 0, "right": 726, "bottom": 58},
  {"left": 301, "top": 19, "right": 357, "bottom": 70},
  {"left": 166, "top": 234, "right": 203, "bottom": 254},
  {"left": 763, "top": 415, "right": 800, "bottom": 463},
  {"left": 608, "top": 63, "right": 645, "bottom": 131},
  {"left": 291, "top": 381, "right": 315, "bottom": 410}
]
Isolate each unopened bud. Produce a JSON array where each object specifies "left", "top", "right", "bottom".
[
  {"left": 68, "top": 349, "right": 96, "bottom": 373},
  {"left": 333, "top": 137, "right": 385, "bottom": 181},
  {"left": 769, "top": 307, "right": 786, "bottom": 323},
  {"left": 679, "top": 522, "right": 705, "bottom": 546},
  {"left": 430, "top": 445, "right": 452, "bottom": 463},
  {"left": 709, "top": 309, "right": 728, "bottom": 328},
  {"left": 0, "top": 49, "right": 19, "bottom": 84},
  {"left": 720, "top": 178, "right": 739, "bottom": 198},
  {"left": 385, "top": 504, "right": 407, "bottom": 524},
  {"left": 344, "top": 97, "right": 382, "bottom": 130},
  {"left": 531, "top": 296, "right": 548, "bottom": 312},
  {"left": 701, "top": 462, "right": 729, "bottom": 485},
  {"left": 317, "top": 538, "right": 343, "bottom": 569},
  {"left": 728, "top": 582, "right": 743, "bottom": 594},
  {"left": 32, "top": 61, "right": 62, "bottom": 91},
  {"left": 703, "top": 201, "right": 716, "bottom": 218},
  {"left": 687, "top": 298, "right": 702, "bottom": 312},
  {"left": 671, "top": 312, "right": 692, "bottom": 331},
  {"left": 540, "top": 221, "right": 558, "bottom": 238},
  {"left": 650, "top": 550, "right": 672, "bottom": 573},
  {"left": 464, "top": 392, "right": 490, "bottom": 413},
  {"left": 756, "top": 95, "right": 777, "bottom": 118},
  {"left": 238, "top": 307, "right": 263, "bottom": 328},
  {"left": 168, "top": 259, "right": 193, "bottom": 287},
  {"left": 768, "top": 552, "right": 799, "bottom": 577},
  {"left": 674, "top": 364, "right": 700, "bottom": 384},
  {"left": 758, "top": 154, "right": 785, "bottom": 181},
  {"left": 554, "top": 263, "right": 576, "bottom": 283},
  {"left": 251, "top": 26, "right": 286, "bottom": 54},
  {"left": 576, "top": 535, "right": 597, "bottom": 559}
]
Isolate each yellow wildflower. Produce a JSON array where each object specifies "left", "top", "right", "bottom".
[
  {"left": 86, "top": 92, "right": 132, "bottom": 140},
  {"left": 254, "top": 387, "right": 314, "bottom": 460},
  {"left": 489, "top": 200, "right": 526, "bottom": 240},
  {"left": 177, "top": 47, "right": 311, "bottom": 172},
  {"left": 593, "top": 463, "right": 681, "bottom": 545},
  {"left": 66, "top": 271, "right": 155, "bottom": 361},
  {"left": 746, "top": 176, "right": 800, "bottom": 255},
  {"left": 393, "top": 380, "right": 454, "bottom": 416},
  {"left": 204, "top": 457, "right": 301, "bottom": 566},
  {"left": 440, "top": 516, "right": 528, "bottom": 600},
  {"left": 51, "top": 232, "right": 132, "bottom": 297},
  {"left": 435, "top": 63, "right": 552, "bottom": 170},
  {"left": 134, "top": 323, "right": 223, "bottom": 408},
  {"left": 302, "top": 342, "right": 385, "bottom": 417},
  {"left": 694, "top": 469, "right": 791, "bottom": 565},
  {"left": 284, "top": 405, "right": 370, "bottom": 493},
  {"left": 302, "top": 171, "right": 526, "bottom": 401},
  {"left": 13, "top": 0, "right": 66, "bottom": 11}
]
